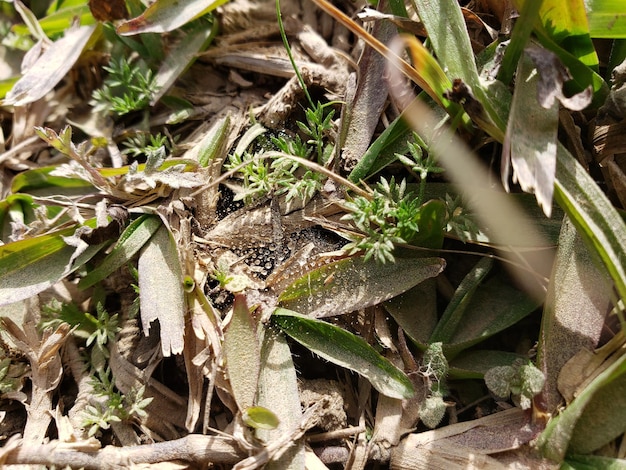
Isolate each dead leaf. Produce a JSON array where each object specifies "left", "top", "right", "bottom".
[
  {"left": 138, "top": 224, "right": 186, "bottom": 357},
  {"left": 116, "top": 0, "right": 228, "bottom": 35},
  {"left": 524, "top": 45, "right": 593, "bottom": 111},
  {"left": 502, "top": 50, "right": 558, "bottom": 216},
  {"left": 390, "top": 408, "right": 544, "bottom": 469},
  {"left": 3, "top": 25, "right": 97, "bottom": 106},
  {"left": 1, "top": 312, "right": 71, "bottom": 443}
]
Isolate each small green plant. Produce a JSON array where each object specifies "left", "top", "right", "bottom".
[
  {"left": 41, "top": 300, "right": 120, "bottom": 371},
  {"left": 122, "top": 132, "right": 176, "bottom": 160},
  {"left": 342, "top": 177, "right": 428, "bottom": 263},
  {"left": 225, "top": 106, "right": 331, "bottom": 204},
  {"left": 484, "top": 359, "right": 545, "bottom": 410},
  {"left": 396, "top": 135, "right": 445, "bottom": 204},
  {"left": 82, "top": 370, "right": 152, "bottom": 437},
  {"left": 91, "top": 56, "right": 159, "bottom": 116},
  {"left": 418, "top": 342, "right": 449, "bottom": 428}
]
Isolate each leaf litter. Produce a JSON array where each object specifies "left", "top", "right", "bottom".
[{"left": 0, "top": 0, "right": 624, "bottom": 468}]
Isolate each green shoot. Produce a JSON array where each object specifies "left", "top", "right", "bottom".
[
  {"left": 341, "top": 177, "right": 422, "bottom": 263},
  {"left": 41, "top": 300, "right": 119, "bottom": 371},
  {"left": 91, "top": 57, "right": 159, "bottom": 116},
  {"left": 443, "top": 194, "right": 480, "bottom": 243},
  {"left": 396, "top": 133, "right": 444, "bottom": 205},
  {"left": 225, "top": 107, "right": 331, "bottom": 204},
  {"left": 82, "top": 369, "right": 152, "bottom": 437},
  {"left": 121, "top": 132, "right": 176, "bottom": 160}
]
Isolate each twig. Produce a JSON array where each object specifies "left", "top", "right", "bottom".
[{"left": 2, "top": 434, "right": 245, "bottom": 469}]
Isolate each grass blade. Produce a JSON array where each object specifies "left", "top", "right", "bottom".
[{"left": 79, "top": 215, "right": 162, "bottom": 289}]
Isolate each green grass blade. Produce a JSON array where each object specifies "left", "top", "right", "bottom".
[
  {"left": 586, "top": 0, "right": 626, "bottom": 38},
  {"left": 428, "top": 257, "right": 492, "bottom": 343},
  {"left": 272, "top": 308, "right": 414, "bottom": 399},
  {"left": 11, "top": 166, "right": 94, "bottom": 195},
  {"left": 0, "top": 223, "right": 102, "bottom": 305},
  {"left": 78, "top": 215, "right": 162, "bottom": 289},
  {"left": 348, "top": 107, "right": 412, "bottom": 183}
]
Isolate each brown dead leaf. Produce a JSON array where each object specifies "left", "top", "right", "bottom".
[
  {"left": 524, "top": 45, "right": 592, "bottom": 111},
  {"left": 390, "top": 408, "right": 544, "bottom": 469},
  {"left": 1, "top": 310, "right": 70, "bottom": 443}
]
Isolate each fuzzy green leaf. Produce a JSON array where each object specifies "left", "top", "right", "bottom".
[
  {"left": 444, "top": 276, "right": 540, "bottom": 358},
  {"left": 272, "top": 308, "right": 414, "bottom": 399},
  {"left": 554, "top": 142, "right": 626, "bottom": 304},
  {"left": 223, "top": 294, "right": 260, "bottom": 411},
  {"left": 278, "top": 256, "right": 445, "bottom": 318}
]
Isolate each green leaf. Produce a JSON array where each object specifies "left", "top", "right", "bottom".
[
  {"left": 348, "top": 98, "right": 412, "bottom": 183},
  {"left": 537, "top": 217, "right": 612, "bottom": 412},
  {"left": 565, "top": 454, "right": 626, "bottom": 470},
  {"left": 449, "top": 350, "right": 528, "bottom": 379},
  {"left": 272, "top": 308, "right": 414, "bottom": 399},
  {"left": 586, "top": 0, "right": 626, "bottom": 38},
  {"left": 537, "top": 348, "right": 626, "bottom": 461},
  {"left": 11, "top": 166, "right": 94, "bottom": 195},
  {"left": 138, "top": 223, "right": 185, "bottom": 357},
  {"left": 411, "top": 0, "right": 506, "bottom": 138},
  {"left": 11, "top": 4, "right": 94, "bottom": 38},
  {"left": 0, "top": 224, "right": 102, "bottom": 306},
  {"left": 554, "top": 142, "right": 626, "bottom": 304},
  {"left": 278, "top": 256, "right": 445, "bottom": 318},
  {"left": 0, "top": 194, "right": 37, "bottom": 241},
  {"left": 444, "top": 276, "right": 540, "bottom": 358},
  {"left": 242, "top": 406, "right": 279, "bottom": 430},
  {"left": 567, "top": 368, "right": 626, "bottom": 454},
  {"left": 525, "top": 0, "right": 599, "bottom": 68},
  {"left": 223, "top": 294, "right": 260, "bottom": 411},
  {"left": 116, "top": 0, "right": 229, "bottom": 35},
  {"left": 194, "top": 115, "right": 232, "bottom": 167},
  {"left": 256, "top": 329, "right": 304, "bottom": 468},
  {"left": 429, "top": 257, "right": 493, "bottom": 344},
  {"left": 150, "top": 18, "right": 218, "bottom": 104},
  {"left": 385, "top": 279, "right": 438, "bottom": 347},
  {"left": 79, "top": 215, "right": 163, "bottom": 289}
]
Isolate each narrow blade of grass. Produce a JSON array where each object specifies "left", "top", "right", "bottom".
[{"left": 79, "top": 215, "right": 162, "bottom": 289}]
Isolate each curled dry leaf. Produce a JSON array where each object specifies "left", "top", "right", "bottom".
[
  {"left": 524, "top": 45, "right": 593, "bottom": 111},
  {"left": 4, "top": 25, "right": 97, "bottom": 106}
]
